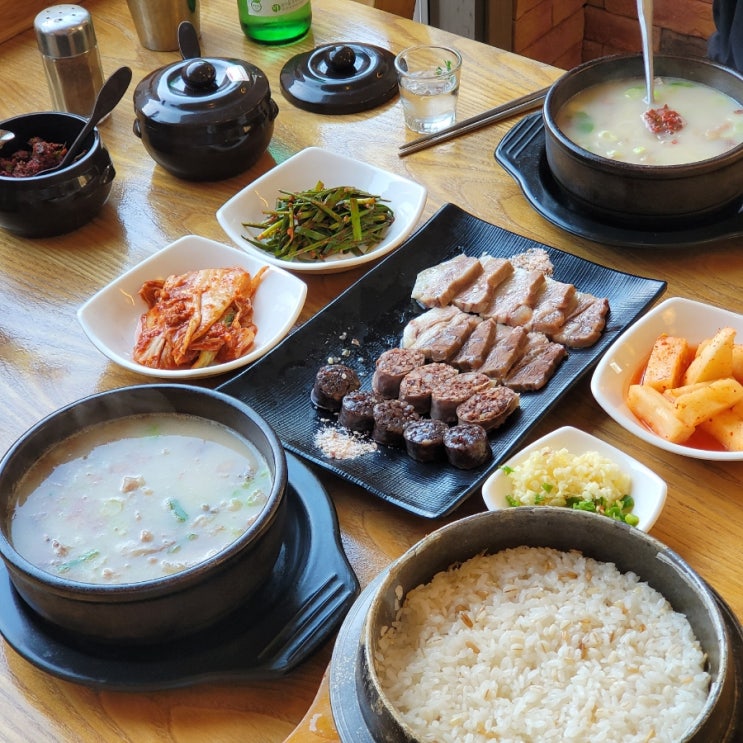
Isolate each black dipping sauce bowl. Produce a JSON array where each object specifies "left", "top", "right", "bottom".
[
  {"left": 0, "top": 384, "right": 287, "bottom": 645},
  {"left": 0, "top": 112, "right": 115, "bottom": 238}
]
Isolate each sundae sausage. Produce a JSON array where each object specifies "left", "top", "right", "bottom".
[
  {"left": 311, "top": 364, "right": 360, "bottom": 411},
  {"left": 372, "top": 399, "right": 420, "bottom": 447},
  {"left": 403, "top": 419, "right": 449, "bottom": 462},
  {"left": 372, "top": 348, "right": 426, "bottom": 398},
  {"left": 338, "top": 390, "right": 382, "bottom": 432},
  {"left": 444, "top": 424, "right": 491, "bottom": 469},
  {"left": 429, "top": 372, "right": 493, "bottom": 424}
]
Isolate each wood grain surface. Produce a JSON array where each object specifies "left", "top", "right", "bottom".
[{"left": 1, "top": 1, "right": 742, "bottom": 741}]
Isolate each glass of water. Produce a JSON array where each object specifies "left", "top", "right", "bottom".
[{"left": 394, "top": 45, "right": 462, "bottom": 134}]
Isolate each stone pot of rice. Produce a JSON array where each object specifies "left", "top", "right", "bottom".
[{"left": 359, "top": 508, "right": 738, "bottom": 742}]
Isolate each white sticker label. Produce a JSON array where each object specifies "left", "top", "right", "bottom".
[
  {"left": 226, "top": 65, "right": 251, "bottom": 82},
  {"left": 247, "top": 0, "right": 309, "bottom": 16}
]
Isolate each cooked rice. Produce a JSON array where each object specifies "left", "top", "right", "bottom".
[{"left": 374, "top": 546, "right": 710, "bottom": 743}]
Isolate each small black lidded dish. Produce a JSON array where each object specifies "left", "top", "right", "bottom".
[{"left": 132, "top": 22, "right": 279, "bottom": 182}]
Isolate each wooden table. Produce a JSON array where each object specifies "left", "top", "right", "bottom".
[{"left": 1, "top": 1, "right": 742, "bottom": 741}]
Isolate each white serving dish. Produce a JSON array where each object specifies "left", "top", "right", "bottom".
[
  {"left": 590, "top": 296, "right": 743, "bottom": 461},
  {"left": 216, "top": 146, "right": 427, "bottom": 273},
  {"left": 481, "top": 425, "right": 667, "bottom": 532},
  {"left": 77, "top": 235, "right": 307, "bottom": 380}
]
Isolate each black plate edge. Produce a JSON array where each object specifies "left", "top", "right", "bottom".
[
  {"left": 0, "top": 453, "right": 360, "bottom": 691},
  {"left": 495, "top": 113, "right": 743, "bottom": 248}
]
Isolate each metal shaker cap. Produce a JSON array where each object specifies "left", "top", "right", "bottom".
[{"left": 34, "top": 4, "right": 98, "bottom": 58}]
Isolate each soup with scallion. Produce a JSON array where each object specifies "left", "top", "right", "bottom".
[
  {"left": 8, "top": 414, "right": 272, "bottom": 584},
  {"left": 556, "top": 76, "right": 743, "bottom": 165}
]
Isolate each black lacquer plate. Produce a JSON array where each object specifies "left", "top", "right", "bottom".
[
  {"left": 328, "top": 571, "right": 743, "bottom": 743},
  {"left": 496, "top": 113, "right": 743, "bottom": 248},
  {"left": 219, "top": 203, "right": 666, "bottom": 519},
  {"left": 0, "top": 453, "right": 359, "bottom": 690}
]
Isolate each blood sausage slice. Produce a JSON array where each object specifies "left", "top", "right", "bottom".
[
  {"left": 430, "top": 372, "right": 493, "bottom": 423},
  {"left": 338, "top": 390, "right": 382, "bottom": 432},
  {"left": 399, "top": 362, "right": 459, "bottom": 414},
  {"left": 411, "top": 254, "right": 483, "bottom": 308},
  {"left": 311, "top": 364, "right": 360, "bottom": 410},
  {"left": 456, "top": 386, "right": 520, "bottom": 431},
  {"left": 403, "top": 419, "right": 449, "bottom": 462},
  {"left": 444, "top": 423, "right": 491, "bottom": 469},
  {"left": 372, "top": 348, "right": 426, "bottom": 398},
  {"left": 372, "top": 399, "right": 420, "bottom": 447}
]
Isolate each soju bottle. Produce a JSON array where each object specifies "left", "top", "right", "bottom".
[{"left": 238, "top": 0, "right": 312, "bottom": 45}]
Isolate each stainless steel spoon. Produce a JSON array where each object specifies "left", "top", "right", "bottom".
[
  {"left": 0, "top": 129, "right": 15, "bottom": 149},
  {"left": 637, "top": 0, "right": 655, "bottom": 104}
]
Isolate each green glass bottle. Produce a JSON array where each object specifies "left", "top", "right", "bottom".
[{"left": 238, "top": 0, "right": 312, "bottom": 45}]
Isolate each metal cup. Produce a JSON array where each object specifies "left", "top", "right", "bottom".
[{"left": 126, "top": 0, "right": 200, "bottom": 52}]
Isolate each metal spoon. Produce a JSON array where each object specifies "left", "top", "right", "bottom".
[
  {"left": 637, "top": 0, "right": 655, "bottom": 104},
  {"left": 47, "top": 66, "right": 133, "bottom": 173},
  {"left": 0, "top": 129, "right": 15, "bottom": 149}
]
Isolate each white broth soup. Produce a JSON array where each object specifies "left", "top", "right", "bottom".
[
  {"left": 556, "top": 76, "right": 743, "bottom": 165},
  {"left": 8, "top": 414, "right": 272, "bottom": 584}
]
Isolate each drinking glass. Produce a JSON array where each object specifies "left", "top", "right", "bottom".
[{"left": 394, "top": 45, "right": 462, "bottom": 134}]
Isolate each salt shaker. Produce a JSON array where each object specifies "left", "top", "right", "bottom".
[{"left": 34, "top": 4, "right": 104, "bottom": 117}]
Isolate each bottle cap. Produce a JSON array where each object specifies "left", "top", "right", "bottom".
[{"left": 34, "top": 4, "right": 98, "bottom": 58}]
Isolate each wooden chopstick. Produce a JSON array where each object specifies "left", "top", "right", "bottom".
[{"left": 398, "top": 86, "right": 550, "bottom": 157}]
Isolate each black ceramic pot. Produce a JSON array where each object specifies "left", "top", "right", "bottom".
[
  {"left": 543, "top": 55, "right": 743, "bottom": 228},
  {"left": 0, "top": 112, "right": 114, "bottom": 238},
  {"left": 133, "top": 53, "right": 279, "bottom": 181},
  {"left": 358, "top": 508, "right": 738, "bottom": 742},
  {"left": 0, "top": 384, "right": 287, "bottom": 645}
]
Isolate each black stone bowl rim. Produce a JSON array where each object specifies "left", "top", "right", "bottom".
[
  {"left": 0, "top": 383, "right": 287, "bottom": 602},
  {"left": 543, "top": 53, "right": 743, "bottom": 175},
  {"left": 358, "top": 507, "right": 733, "bottom": 743}
]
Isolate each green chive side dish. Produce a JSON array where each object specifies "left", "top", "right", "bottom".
[{"left": 241, "top": 182, "right": 395, "bottom": 262}]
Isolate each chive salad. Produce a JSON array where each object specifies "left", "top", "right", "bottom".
[{"left": 241, "top": 182, "right": 395, "bottom": 262}]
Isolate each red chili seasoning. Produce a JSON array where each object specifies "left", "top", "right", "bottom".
[
  {"left": 642, "top": 104, "right": 684, "bottom": 135},
  {"left": 0, "top": 137, "right": 67, "bottom": 178}
]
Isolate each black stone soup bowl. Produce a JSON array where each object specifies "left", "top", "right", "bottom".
[
  {"left": 543, "top": 54, "right": 743, "bottom": 229},
  {"left": 0, "top": 111, "right": 115, "bottom": 238},
  {"left": 357, "top": 508, "right": 739, "bottom": 742},
  {"left": 0, "top": 384, "right": 287, "bottom": 645}
]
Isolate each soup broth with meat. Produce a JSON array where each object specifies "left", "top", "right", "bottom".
[
  {"left": 8, "top": 413, "right": 272, "bottom": 584},
  {"left": 556, "top": 76, "right": 743, "bottom": 165}
]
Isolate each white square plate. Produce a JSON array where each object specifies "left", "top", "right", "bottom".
[
  {"left": 77, "top": 235, "right": 307, "bottom": 379},
  {"left": 216, "top": 146, "right": 427, "bottom": 273},
  {"left": 481, "top": 426, "right": 667, "bottom": 532},
  {"left": 590, "top": 296, "right": 743, "bottom": 461}
]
